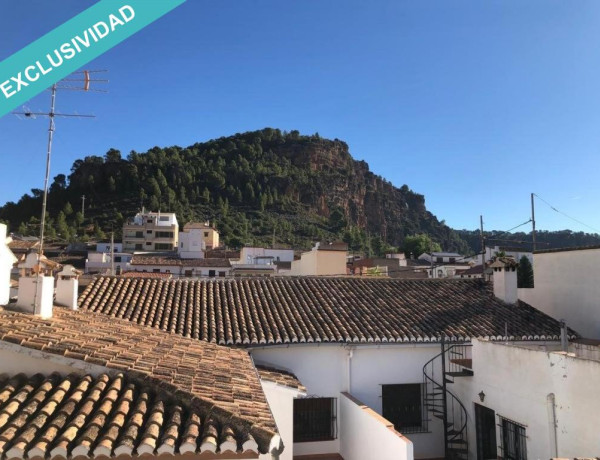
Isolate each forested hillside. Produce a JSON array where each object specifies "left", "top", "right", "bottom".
[
  {"left": 0, "top": 128, "right": 468, "bottom": 253},
  {"left": 1, "top": 128, "right": 598, "bottom": 254}
]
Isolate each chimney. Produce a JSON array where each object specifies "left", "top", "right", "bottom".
[
  {"left": 55, "top": 265, "right": 81, "bottom": 310},
  {"left": 0, "top": 224, "right": 16, "bottom": 306},
  {"left": 16, "top": 252, "right": 56, "bottom": 318},
  {"left": 490, "top": 257, "right": 518, "bottom": 304}
]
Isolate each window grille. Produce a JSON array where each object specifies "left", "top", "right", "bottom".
[
  {"left": 382, "top": 383, "right": 428, "bottom": 433},
  {"left": 499, "top": 416, "right": 527, "bottom": 460},
  {"left": 293, "top": 397, "right": 337, "bottom": 442}
]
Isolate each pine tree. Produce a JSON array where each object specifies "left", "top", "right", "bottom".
[{"left": 517, "top": 255, "right": 534, "bottom": 288}]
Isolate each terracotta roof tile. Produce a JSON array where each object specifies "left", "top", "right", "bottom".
[
  {"left": 79, "top": 277, "right": 574, "bottom": 344},
  {"left": 0, "top": 307, "right": 277, "bottom": 457},
  {"left": 0, "top": 372, "right": 264, "bottom": 459},
  {"left": 256, "top": 366, "right": 306, "bottom": 392}
]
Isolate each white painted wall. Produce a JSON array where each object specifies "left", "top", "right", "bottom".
[
  {"left": 260, "top": 380, "right": 305, "bottom": 460},
  {"left": 56, "top": 278, "right": 78, "bottom": 310},
  {"left": 339, "top": 392, "right": 413, "bottom": 460},
  {"left": 518, "top": 248, "right": 600, "bottom": 339},
  {"left": 251, "top": 343, "right": 444, "bottom": 459},
  {"left": 452, "top": 339, "right": 600, "bottom": 459},
  {"left": 493, "top": 266, "right": 518, "bottom": 304},
  {"left": 178, "top": 228, "right": 206, "bottom": 259},
  {"left": 16, "top": 276, "right": 54, "bottom": 318},
  {"left": 0, "top": 224, "right": 16, "bottom": 306}
]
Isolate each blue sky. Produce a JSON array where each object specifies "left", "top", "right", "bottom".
[{"left": 1, "top": 0, "right": 600, "bottom": 233}]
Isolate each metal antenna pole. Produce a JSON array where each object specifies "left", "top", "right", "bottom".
[
  {"left": 531, "top": 193, "right": 536, "bottom": 251},
  {"left": 12, "top": 70, "right": 108, "bottom": 314}
]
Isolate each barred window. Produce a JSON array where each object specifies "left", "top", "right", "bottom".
[
  {"left": 382, "top": 383, "right": 427, "bottom": 433},
  {"left": 294, "top": 397, "right": 337, "bottom": 442},
  {"left": 499, "top": 417, "right": 527, "bottom": 460}
]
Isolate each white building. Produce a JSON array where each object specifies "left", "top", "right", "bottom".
[
  {"left": 85, "top": 251, "right": 133, "bottom": 274},
  {"left": 518, "top": 245, "right": 600, "bottom": 339},
  {"left": 0, "top": 224, "right": 17, "bottom": 305},
  {"left": 419, "top": 251, "right": 465, "bottom": 264},
  {"left": 78, "top": 266, "right": 569, "bottom": 460},
  {"left": 130, "top": 253, "right": 231, "bottom": 278},
  {"left": 178, "top": 227, "right": 206, "bottom": 259},
  {"left": 452, "top": 338, "right": 600, "bottom": 459}
]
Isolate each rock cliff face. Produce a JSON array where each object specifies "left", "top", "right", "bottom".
[
  {"left": 266, "top": 134, "right": 466, "bottom": 251},
  {"left": 0, "top": 128, "right": 469, "bottom": 252}
]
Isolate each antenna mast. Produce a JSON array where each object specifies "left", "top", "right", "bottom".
[{"left": 13, "top": 70, "right": 108, "bottom": 311}]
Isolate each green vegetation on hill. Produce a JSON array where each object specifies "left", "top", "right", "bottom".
[
  {"left": 0, "top": 128, "right": 469, "bottom": 254},
  {"left": 2, "top": 128, "right": 599, "bottom": 254}
]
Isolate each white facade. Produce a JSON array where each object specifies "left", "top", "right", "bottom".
[
  {"left": 419, "top": 252, "right": 464, "bottom": 264},
  {"left": 427, "top": 264, "right": 471, "bottom": 279},
  {"left": 16, "top": 276, "right": 54, "bottom": 318},
  {"left": 85, "top": 252, "right": 132, "bottom": 274},
  {"left": 453, "top": 339, "right": 600, "bottom": 459},
  {"left": 339, "top": 392, "right": 413, "bottom": 460},
  {"left": 259, "top": 380, "right": 306, "bottom": 460},
  {"left": 0, "top": 224, "right": 17, "bottom": 305},
  {"left": 518, "top": 247, "right": 600, "bottom": 339},
  {"left": 178, "top": 228, "right": 206, "bottom": 259},
  {"left": 251, "top": 343, "right": 444, "bottom": 459},
  {"left": 239, "top": 247, "right": 294, "bottom": 264}
]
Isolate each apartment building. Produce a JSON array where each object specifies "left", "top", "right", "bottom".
[{"left": 122, "top": 210, "right": 179, "bottom": 252}]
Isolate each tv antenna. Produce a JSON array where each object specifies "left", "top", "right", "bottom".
[{"left": 12, "top": 69, "right": 108, "bottom": 312}]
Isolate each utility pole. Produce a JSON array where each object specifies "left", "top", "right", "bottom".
[
  {"left": 81, "top": 195, "right": 86, "bottom": 220},
  {"left": 13, "top": 70, "right": 107, "bottom": 312},
  {"left": 531, "top": 193, "right": 536, "bottom": 251},
  {"left": 480, "top": 215, "right": 486, "bottom": 279},
  {"left": 110, "top": 231, "right": 115, "bottom": 276}
]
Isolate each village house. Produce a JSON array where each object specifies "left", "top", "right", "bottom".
[
  {"left": 122, "top": 210, "right": 179, "bottom": 252},
  {"left": 287, "top": 241, "right": 348, "bottom": 276},
  {"left": 230, "top": 247, "right": 295, "bottom": 277},
  {"left": 77, "top": 260, "right": 573, "bottom": 460},
  {"left": 181, "top": 221, "right": 220, "bottom": 250},
  {"left": 130, "top": 252, "right": 232, "bottom": 278},
  {"left": 518, "top": 245, "right": 600, "bottom": 340}
]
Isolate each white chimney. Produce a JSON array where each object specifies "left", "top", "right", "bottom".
[
  {"left": 55, "top": 265, "right": 81, "bottom": 310},
  {"left": 16, "top": 252, "right": 56, "bottom": 318},
  {"left": 0, "top": 224, "right": 17, "bottom": 306},
  {"left": 490, "top": 257, "right": 518, "bottom": 304}
]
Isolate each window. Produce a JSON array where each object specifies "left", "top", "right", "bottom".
[
  {"left": 382, "top": 384, "right": 426, "bottom": 433},
  {"left": 114, "top": 256, "right": 122, "bottom": 263},
  {"left": 147, "top": 219, "right": 153, "bottom": 224},
  {"left": 184, "top": 270, "right": 192, "bottom": 277},
  {"left": 449, "top": 257, "right": 456, "bottom": 263},
  {"left": 155, "top": 243, "right": 172, "bottom": 250},
  {"left": 135, "top": 244, "right": 143, "bottom": 250},
  {"left": 475, "top": 404, "right": 497, "bottom": 460},
  {"left": 218, "top": 271, "right": 226, "bottom": 277},
  {"left": 135, "top": 231, "right": 143, "bottom": 238},
  {"left": 204, "top": 232, "right": 209, "bottom": 237},
  {"left": 156, "top": 231, "right": 174, "bottom": 238},
  {"left": 499, "top": 417, "right": 527, "bottom": 460},
  {"left": 146, "top": 242, "right": 152, "bottom": 246},
  {"left": 146, "top": 230, "right": 153, "bottom": 235},
  {"left": 159, "top": 216, "right": 169, "bottom": 221},
  {"left": 208, "top": 270, "right": 216, "bottom": 277},
  {"left": 153, "top": 269, "right": 160, "bottom": 273},
  {"left": 436, "top": 257, "right": 443, "bottom": 263},
  {"left": 293, "top": 397, "right": 337, "bottom": 442}
]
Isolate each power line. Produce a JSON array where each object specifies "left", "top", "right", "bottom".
[{"left": 533, "top": 193, "right": 600, "bottom": 234}]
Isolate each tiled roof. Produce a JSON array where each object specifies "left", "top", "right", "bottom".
[
  {"left": 79, "top": 277, "right": 572, "bottom": 344},
  {"left": 120, "top": 271, "right": 173, "bottom": 279},
  {"left": 460, "top": 265, "right": 484, "bottom": 276},
  {"left": 256, "top": 365, "right": 306, "bottom": 392},
  {"left": 7, "top": 240, "right": 39, "bottom": 252},
  {"left": 180, "top": 258, "right": 231, "bottom": 268},
  {"left": 131, "top": 253, "right": 180, "bottom": 266},
  {"left": 131, "top": 254, "right": 231, "bottom": 268},
  {"left": 0, "top": 372, "right": 261, "bottom": 459},
  {"left": 0, "top": 307, "right": 278, "bottom": 454}
]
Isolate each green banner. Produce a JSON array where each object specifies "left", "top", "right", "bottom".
[{"left": 0, "top": 0, "right": 185, "bottom": 118}]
